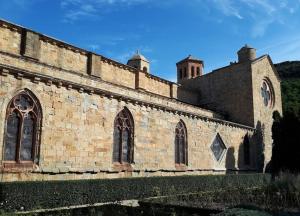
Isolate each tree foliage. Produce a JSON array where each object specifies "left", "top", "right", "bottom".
[
  {"left": 275, "top": 61, "right": 300, "bottom": 118},
  {"left": 271, "top": 111, "right": 300, "bottom": 174},
  {"left": 270, "top": 61, "right": 300, "bottom": 173}
]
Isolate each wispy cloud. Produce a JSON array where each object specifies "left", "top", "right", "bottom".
[
  {"left": 208, "top": 0, "right": 300, "bottom": 38},
  {"left": 251, "top": 18, "right": 274, "bottom": 38},
  {"left": 212, "top": 0, "right": 243, "bottom": 19},
  {"left": 84, "top": 34, "right": 139, "bottom": 53},
  {"left": 258, "top": 36, "right": 300, "bottom": 62},
  {"left": 87, "top": 44, "right": 100, "bottom": 51},
  {"left": 0, "top": 0, "right": 36, "bottom": 15},
  {"left": 61, "top": 0, "right": 151, "bottom": 23},
  {"left": 110, "top": 46, "right": 153, "bottom": 63}
]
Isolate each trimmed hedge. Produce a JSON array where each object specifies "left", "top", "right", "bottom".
[{"left": 0, "top": 174, "right": 270, "bottom": 212}]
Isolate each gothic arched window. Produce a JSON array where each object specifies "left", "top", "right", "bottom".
[
  {"left": 113, "top": 108, "right": 134, "bottom": 164},
  {"left": 175, "top": 120, "right": 188, "bottom": 165},
  {"left": 3, "top": 90, "right": 42, "bottom": 166}
]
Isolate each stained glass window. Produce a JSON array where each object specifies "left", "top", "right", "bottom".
[
  {"left": 175, "top": 120, "right": 187, "bottom": 165},
  {"left": 210, "top": 134, "right": 226, "bottom": 161},
  {"left": 20, "top": 113, "right": 35, "bottom": 161},
  {"left": 113, "top": 128, "right": 121, "bottom": 162},
  {"left": 113, "top": 108, "right": 134, "bottom": 164},
  {"left": 3, "top": 91, "right": 42, "bottom": 164},
  {"left": 4, "top": 111, "right": 20, "bottom": 161}
]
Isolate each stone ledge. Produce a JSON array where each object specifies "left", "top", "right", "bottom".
[{"left": 2, "top": 168, "right": 258, "bottom": 175}]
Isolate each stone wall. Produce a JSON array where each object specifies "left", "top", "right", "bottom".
[
  {"left": 0, "top": 19, "right": 271, "bottom": 182},
  {"left": 251, "top": 56, "right": 282, "bottom": 167},
  {"left": 0, "top": 23, "right": 21, "bottom": 55},
  {"left": 0, "top": 66, "right": 254, "bottom": 182},
  {"left": 180, "top": 63, "right": 254, "bottom": 126},
  {"left": 40, "top": 40, "right": 87, "bottom": 74},
  {"left": 177, "top": 86, "right": 200, "bottom": 106},
  {"left": 100, "top": 60, "right": 136, "bottom": 89},
  {"left": 180, "top": 56, "right": 282, "bottom": 170}
]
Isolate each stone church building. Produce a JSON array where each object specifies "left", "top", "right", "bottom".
[{"left": 0, "top": 20, "right": 282, "bottom": 182}]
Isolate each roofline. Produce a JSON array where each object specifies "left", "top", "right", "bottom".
[
  {"left": 0, "top": 19, "right": 178, "bottom": 85},
  {"left": 251, "top": 55, "right": 281, "bottom": 82},
  {"left": 193, "top": 54, "right": 271, "bottom": 79},
  {"left": 127, "top": 58, "right": 150, "bottom": 63},
  {"left": 176, "top": 58, "right": 204, "bottom": 65}
]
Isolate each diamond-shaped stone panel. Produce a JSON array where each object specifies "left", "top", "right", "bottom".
[{"left": 210, "top": 134, "right": 226, "bottom": 161}]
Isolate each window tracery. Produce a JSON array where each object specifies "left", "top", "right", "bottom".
[
  {"left": 210, "top": 133, "right": 226, "bottom": 161},
  {"left": 113, "top": 108, "right": 134, "bottom": 164},
  {"left": 261, "top": 79, "right": 274, "bottom": 108},
  {"left": 4, "top": 90, "right": 42, "bottom": 165},
  {"left": 175, "top": 120, "right": 187, "bottom": 165}
]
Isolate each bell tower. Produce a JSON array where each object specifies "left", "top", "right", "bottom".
[
  {"left": 127, "top": 51, "right": 150, "bottom": 73},
  {"left": 176, "top": 55, "right": 204, "bottom": 83}
]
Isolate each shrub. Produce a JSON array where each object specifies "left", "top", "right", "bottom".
[
  {"left": 0, "top": 174, "right": 269, "bottom": 212},
  {"left": 212, "top": 208, "right": 271, "bottom": 216}
]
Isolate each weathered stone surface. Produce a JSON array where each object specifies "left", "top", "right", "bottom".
[
  {"left": 88, "top": 53, "right": 102, "bottom": 77},
  {"left": 0, "top": 19, "right": 281, "bottom": 182},
  {"left": 21, "top": 30, "right": 40, "bottom": 59}
]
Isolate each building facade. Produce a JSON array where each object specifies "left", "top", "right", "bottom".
[{"left": 0, "top": 20, "right": 282, "bottom": 182}]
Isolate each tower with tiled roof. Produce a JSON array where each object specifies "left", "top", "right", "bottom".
[{"left": 176, "top": 55, "right": 204, "bottom": 83}]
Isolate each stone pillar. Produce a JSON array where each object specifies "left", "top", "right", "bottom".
[
  {"left": 135, "top": 71, "right": 147, "bottom": 91},
  {"left": 21, "top": 30, "right": 41, "bottom": 60},
  {"left": 170, "top": 83, "right": 178, "bottom": 99},
  {"left": 87, "top": 53, "right": 102, "bottom": 78}
]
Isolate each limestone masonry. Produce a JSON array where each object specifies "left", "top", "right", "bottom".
[{"left": 0, "top": 20, "right": 282, "bottom": 182}]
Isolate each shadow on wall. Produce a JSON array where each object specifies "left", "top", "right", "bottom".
[
  {"left": 252, "top": 121, "right": 265, "bottom": 172},
  {"left": 226, "top": 122, "right": 265, "bottom": 174},
  {"left": 225, "top": 147, "right": 235, "bottom": 174},
  {"left": 237, "top": 134, "right": 251, "bottom": 171},
  {"left": 177, "top": 86, "right": 201, "bottom": 107}
]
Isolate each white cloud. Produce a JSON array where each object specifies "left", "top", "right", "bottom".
[
  {"left": 251, "top": 18, "right": 274, "bottom": 38},
  {"left": 60, "top": 0, "right": 152, "bottom": 22},
  {"left": 209, "top": 0, "right": 300, "bottom": 38},
  {"left": 259, "top": 36, "right": 300, "bottom": 62},
  {"left": 212, "top": 0, "right": 243, "bottom": 19}
]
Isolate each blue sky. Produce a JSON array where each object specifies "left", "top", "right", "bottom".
[{"left": 1, "top": 0, "right": 300, "bottom": 81}]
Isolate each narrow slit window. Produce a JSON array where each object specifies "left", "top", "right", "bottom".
[{"left": 191, "top": 66, "right": 195, "bottom": 77}]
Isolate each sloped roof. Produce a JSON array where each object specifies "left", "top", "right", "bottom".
[
  {"left": 176, "top": 55, "right": 203, "bottom": 65},
  {"left": 128, "top": 52, "right": 149, "bottom": 62}
]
